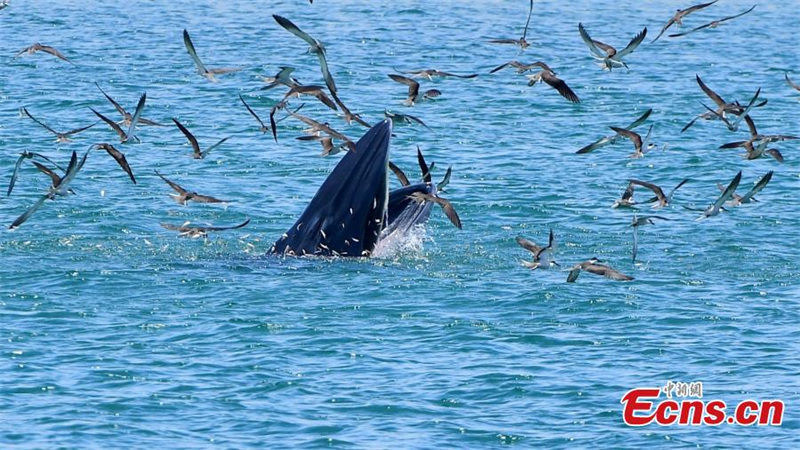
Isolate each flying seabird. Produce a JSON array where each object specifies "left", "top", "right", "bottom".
[
  {"left": 577, "top": 109, "right": 652, "bottom": 154},
  {"left": 579, "top": 23, "right": 647, "bottom": 70},
  {"left": 786, "top": 73, "right": 800, "bottom": 93},
  {"left": 692, "top": 171, "right": 742, "bottom": 220},
  {"left": 95, "top": 83, "right": 164, "bottom": 127},
  {"left": 273, "top": 15, "right": 338, "bottom": 95},
  {"left": 388, "top": 74, "right": 442, "bottom": 106},
  {"left": 490, "top": 61, "right": 545, "bottom": 74},
  {"left": 609, "top": 125, "right": 654, "bottom": 158},
  {"left": 384, "top": 110, "right": 429, "bottom": 129},
  {"left": 172, "top": 118, "right": 230, "bottom": 159},
  {"left": 630, "top": 178, "right": 689, "bottom": 208},
  {"left": 719, "top": 115, "right": 797, "bottom": 162},
  {"left": 7, "top": 151, "right": 65, "bottom": 196},
  {"left": 281, "top": 85, "right": 337, "bottom": 110},
  {"left": 408, "top": 192, "right": 462, "bottom": 229},
  {"left": 331, "top": 92, "right": 371, "bottom": 128},
  {"left": 289, "top": 110, "right": 355, "bottom": 155},
  {"left": 22, "top": 107, "right": 94, "bottom": 143},
  {"left": 669, "top": 5, "right": 756, "bottom": 38},
  {"left": 155, "top": 170, "right": 229, "bottom": 205},
  {"left": 717, "top": 171, "right": 773, "bottom": 207},
  {"left": 15, "top": 43, "right": 72, "bottom": 63},
  {"left": 523, "top": 62, "right": 580, "bottom": 103},
  {"left": 651, "top": 1, "right": 719, "bottom": 42},
  {"left": 161, "top": 218, "right": 250, "bottom": 238},
  {"left": 272, "top": 15, "right": 368, "bottom": 128},
  {"left": 612, "top": 181, "right": 636, "bottom": 209},
  {"left": 682, "top": 76, "right": 765, "bottom": 132},
  {"left": 92, "top": 143, "right": 136, "bottom": 184},
  {"left": 398, "top": 69, "right": 478, "bottom": 80},
  {"left": 239, "top": 94, "right": 269, "bottom": 134},
  {"left": 261, "top": 66, "right": 301, "bottom": 90},
  {"left": 698, "top": 87, "right": 761, "bottom": 132},
  {"left": 9, "top": 150, "right": 88, "bottom": 230},
  {"left": 89, "top": 92, "right": 146, "bottom": 143},
  {"left": 631, "top": 214, "right": 669, "bottom": 262},
  {"left": 516, "top": 229, "right": 558, "bottom": 269},
  {"left": 488, "top": 0, "right": 534, "bottom": 49},
  {"left": 566, "top": 258, "right": 633, "bottom": 282},
  {"left": 183, "top": 29, "right": 241, "bottom": 82}
]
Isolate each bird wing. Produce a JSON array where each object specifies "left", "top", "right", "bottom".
[
  {"left": 609, "top": 126, "right": 642, "bottom": 150},
  {"left": 125, "top": 92, "right": 146, "bottom": 140},
  {"left": 587, "top": 264, "right": 634, "bottom": 281},
  {"left": 201, "top": 218, "right": 251, "bottom": 232},
  {"left": 331, "top": 92, "right": 370, "bottom": 128},
  {"left": 155, "top": 170, "right": 188, "bottom": 195},
  {"left": 40, "top": 45, "right": 71, "bottom": 62},
  {"left": 172, "top": 118, "right": 202, "bottom": 156},
  {"left": 541, "top": 71, "right": 580, "bottom": 103},
  {"left": 316, "top": 52, "right": 337, "bottom": 95},
  {"left": 490, "top": 61, "right": 516, "bottom": 73},
  {"left": 201, "top": 137, "right": 230, "bottom": 158},
  {"left": 417, "top": 146, "right": 431, "bottom": 184},
  {"left": 625, "top": 108, "right": 652, "bottom": 130},
  {"left": 436, "top": 197, "right": 462, "bottom": 229},
  {"left": 516, "top": 236, "right": 542, "bottom": 255},
  {"left": 488, "top": 39, "right": 521, "bottom": 44},
  {"left": 207, "top": 67, "right": 242, "bottom": 74},
  {"left": 239, "top": 94, "right": 266, "bottom": 129},
  {"left": 95, "top": 82, "right": 128, "bottom": 117},
  {"left": 191, "top": 193, "right": 228, "bottom": 204},
  {"left": 684, "top": 0, "right": 719, "bottom": 14},
  {"left": 22, "top": 107, "right": 59, "bottom": 135},
  {"left": 695, "top": 74, "right": 727, "bottom": 107},
  {"left": 714, "top": 5, "right": 757, "bottom": 24},
  {"left": 630, "top": 179, "right": 666, "bottom": 204},
  {"left": 669, "top": 21, "right": 713, "bottom": 37},
  {"left": 7, "top": 154, "right": 27, "bottom": 196},
  {"left": 616, "top": 27, "right": 647, "bottom": 58},
  {"left": 521, "top": 0, "right": 534, "bottom": 40},
  {"left": 739, "top": 171, "right": 773, "bottom": 204},
  {"left": 9, "top": 193, "right": 50, "bottom": 229},
  {"left": 577, "top": 135, "right": 615, "bottom": 154},
  {"left": 714, "top": 171, "right": 743, "bottom": 210},
  {"left": 62, "top": 122, "right": 96, "bottom": 137},
  {"left": 90, "top": 107, "right": 127, "bottom": 140},
  {"left": 102, "top": 145, "right": 136, "bottom": 184},
  {"left": 651, "top": 18, "right": 676, "bottom": 43},
  {"left": 566, "top": 266, "right": 581, "bottom": 282},
  {"left": 435, "top": 70, "right": 478, "bottom": 78},
  {"left": 313, "top": 90, "right": 338, "bottom": 111},
  {"left": 32, "top": 161, "right": 62, "bottom": 186},
  {"left": 388, "top": 161, "right": 410, "bottom": 186},
  {"left": 621, "top": 181, "right": 635, "bottom": 201},
  {"left": 667, "top": 178, "right": 690, "bottom": 201},
  {"left": 729, "top": 88, "right": 760, "bottom": 130},
  {"left": 183, "top": 29, "right": 207, "bottom": 73},
  {"left": 273, "top": 15, "right": 319, "bottom": 48},
  {"left": 437, "top": 166, "right": 452, "bottom": 191},
  {"left": 786, "top": 73, "right": 800, "bottom": 91},
  {"left": 578, "top": 23, "right": 607, "bottom": 58},
  {"left": 389, "top": 74, "right": 420, "bottom": 100}
]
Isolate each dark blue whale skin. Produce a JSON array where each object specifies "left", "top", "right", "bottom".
[{"left": 271, "top": 120, "right": 393, "bottom": 257}]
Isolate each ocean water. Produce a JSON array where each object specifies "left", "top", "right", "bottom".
[{"left": 1, "top": 0, "right": 799, "bottom": 446}]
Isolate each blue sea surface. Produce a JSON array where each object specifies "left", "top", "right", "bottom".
[{"left": 1, "top": 0, "right": 799, "bottom": 447}]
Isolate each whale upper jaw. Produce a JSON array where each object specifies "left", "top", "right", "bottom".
[{"left": 271, "top": 119, "right": 393, "bottom": 257}]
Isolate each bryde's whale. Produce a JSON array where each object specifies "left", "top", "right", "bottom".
[{"left": 271, "top": 119, "right": 450, "bottom": 257}]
